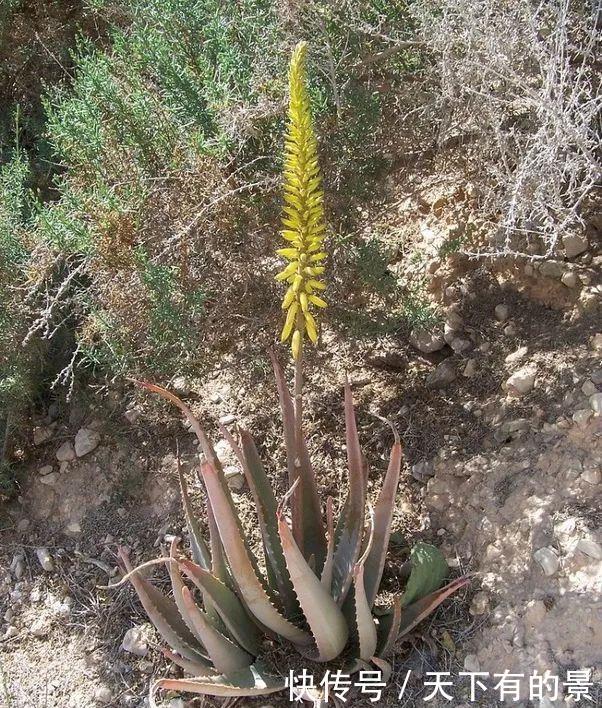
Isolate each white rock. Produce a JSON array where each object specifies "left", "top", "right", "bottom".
[
  {"left": 36, "top": 547, "right": 54, "bottom": 572},
  {"left": 463, "top": 654, "right": 481, "bottom": 672},
  {"left": 572, "top": 409, "right": 592, "bottom": 428},
  {"left": 533, "top": 546, "right": 560, "bottom": 576},
  {"left": 576, "top": 539, "right": 602, "bottom": 560},
  {"left": 124, "top": 408, "right": 141, "bottom": 424},
  {"left": 561, "top": 271, "right": 578, "bottom": 288},
  {"left": 38, "top": 465, "right": 53, "bottom": 476},
  {"left": 93, "top": 686, "right": 113, "bottom": 705},
  {"left": 33, "top": 426, "right": 54, "bottom": 446},
  {"left": 505, "top": 346, "right": 528, "bottom": 364},
  {"left": 451, "top": 338, "right": 472, "bottom": 354},
  {"left": 581, "top": 467, "right": 600, "bottom": 485},
  {"left": 506, "top": 364, "right": 537, "bottom": 395},
  {"left": 30, "top": 617, "right": 51, "bottom": 637},
  {"left": 581, "top": 380, "right": 597, "bottom": 396},
  {"left": 40, "top": 472, "right": 59, "bottom": 486},
  {"left": 121, "top": 626, "right": 149, "bottom": 657},
  {"left": 170, "top": 376, "right": 191, "bottom": 397},
  {"left": 56, "top": 441, "right": 76, "bottom": 462},
  {"left": 65, "top": 521, "right": 82, "bottom": 535},
  {"left": 426, "top": 360, "right": 457, "bottom": 388},
  {"left": 3, "top": 626, "right": 18, "bottom": 639},
  {"left": 445, "top": 311, "right": 464, "bottom": 330},
  {"left": 411, "top": 459, "right": 435, "bottom": 481},
  {"left": 494, "top": 304, "right": 509, "bottom": 321},
  {"left": 503, "top": 323, "right": 517, "bottom": 337},
  {"left": 224, "top": 465, "right": 245, "bottom": 491},
  {"left": 463, "top": 359, "right": 477, "bottom": 378},
  {"left": 469, "top": 591, "right": 489, "bottom": 616},
  {"left": 589, "top": 392, "right": 602, "bottom": 414},
  {"left": 74, "top": 428, "right": 101, "bottom": 457},
  {"left": 219, "top": 414, "right": 236, "bottom": 425},
  {"left": 591, "top": 333, "right": 602, "bottom": 351},
  {"left": 11, "top": 554, "right": 25, "bottom": 580},
  {"left": 563, "top": 233, "right": 588, "bottom": 258},
  {"left": 409, "top": 328, "right": 445, "bottom": 353}
]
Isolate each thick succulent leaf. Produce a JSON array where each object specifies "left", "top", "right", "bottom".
[
  {"left": 223, "top": 425, "right": 298, "bottom": 617},
  {"left": 200, "top": 461, "right": 311, "bottom": 646},
  {"left": 278, "top": 514, "right": 349, "bottom": 662},
  {"left": 320, "top": 497, "right": 335, "bottom": 592},
  {"left": 161, "top": 647, "right": 217, "bottom": 677},
  {"left": 332, "top": 381, "right": 366, "bottom": 605},
  {"left": 375, "top": 596, "right": 402, "bottom": 658},
  {"left": 151, "top": 663, "right": 285, "bottom": 702},
  {"left": 363, "top": 438, "right": 403, "bottom": 608},
  {"left": 179, "top": 559, "right": 260, "bottom": 656},
  {"left": 351, "top": 563, "right": 377, "bottom": 661},
  {"left": 371, "top": 656, "right": 392, "bottom": 683},
  {"left": 401, "top": 543, "right": 449, "bottom": 607},
  {"left": 180, "top": 586, "right": 253, "bottom": 675},
  {"left": 118, "top": 548, "right": 205, "bottom": 664},
  {"left": 177, "top": 462, "right": 211, "bottom": 570},
  {"left": 398, "top": 576, "right": 470, "bottom": 639},
  {"left": 270, "top": 351, "right": 326, "bottom": 571}
]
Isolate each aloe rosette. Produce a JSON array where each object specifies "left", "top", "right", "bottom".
[{"left": 111, "top": 357, "right": 468, "bottom": 704}]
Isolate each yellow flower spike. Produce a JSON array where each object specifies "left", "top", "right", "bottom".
[{"left": 276, "top": 41, "right": 327, "bottom": 357}]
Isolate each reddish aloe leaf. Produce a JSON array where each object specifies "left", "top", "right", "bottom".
[
  {"left": 397, "top": 576, "right": 469, "bottom": 640},
  {"left": 177, "top": 461, "right": 211, "bottom": 570},
  {"left": 180, "top": 586, "right": 253, "bottom": 675},
  {"left": 278, "top": 514, "right": 349, "bottom": 662},
  {"left": 351, "top": 563, "right": 377, "bottom": 661},
  {"left": 161, "top": 647, "right": 216, "bottom": 677},
  {"left": 270, "top": 351, "right": 326, "bottom": 571},
  {"left": 200, "top": 461, "right": 311, "bottom": 646},
  {"left": 332, "top": 381, "right": 366, "bottom": 605},
  {"left": 180, "top": 559, "right": 260, "bottom": 656},
  {"left": 375, "top": 596, "right": 402, "bottom": 659},
  {"left": 150, "top": 663, "right": 285, "bottom": 702},
  {"left": 320, "top": 496, "right": 335, "bottom": 592},
  {"left": 118, "top": 548, "right": 205, "bottom": 664},
  {"left": 363, "top": 438, "right": 403, "bottom": 608}
]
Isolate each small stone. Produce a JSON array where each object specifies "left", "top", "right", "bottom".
[
  {"left": 74, "top": 428, "right": 101, "bottom": 457},
  {"left": 581, "top": 380, "right": 598, "bottom": 396},
  {"left": 463, "top": 654, "right": 480, "bottom": 673},
  {"left": 533, "top": 546, "right": 560, "bottom": 576},
  {"left": 524, "top": 264, "right": 534, "bottom": 276},
  {"left": 503, "top": 322, "right": 517, "bottom": 337},
  {"left": 572, "top": 409, "right": 592, "bottom": 428},
  {"left": 576, "top": 539, "right": 602, "bottom": 560},
  {"left": 445, "top": 311, "right": 464, "bottom": 331},
  {"left": 170, "top": 376, "right": 191, "bottom": 397},
  {"left": 17, "top": 518, "right": 30, "bottom": 532},
  {"left": 93, "top": 686, "right": 113, "bottom": 705},
  {"left": 506, "top": 364, "right": 537, "bottom": 395},
  {"left": 505, "top": 346, "right": 528, "bottom": 364},
  {"left": 591, "top": 369, "right": 602, "bottom": 385},
  {"left": 561, "top": 271, "right": 578, "bottom": 288},
  {"left": 581, "top": 467, "right": 600, "bottom": 485},
  {"left": 591, "top": 333, "right": 602, "bottom": 351},
  {"left": 409, "top": 328, "right": 445, "bottom": 354},
  {"left": 539, "top": 260, "right": 564, "bottom": 279},
  {"left": 426, "top": 360, "right": 457, "bottom": 388},
  {"left": 589, "top": 393, "right": 602, "bottom": 414},
  {"left": 30, "top": 617, "right": 51, "bottom": 637},
  {"left": 38, "top": 465, "right": 53, "bottom": 476},
  {"left": 463, "top": 359, "right": 477, "bottom": 378},
  {"left": 450, "top": 338, "right": 472, "bottom": 354},
  {"left": 124, "top": 408, "right": 141, "bottom": 424},
  {"left": 411, "top": 459, "right": 435, "bottom": 482},
  {"left": 494, "top": 304, "right": 509, "bottom": 322},
  {"left": 33, "top": 426, "right": 54, "bottom": 446},
  {"left": 469, "top": 591, "right": 489, "bottom": 616},
  {"left": 3, "top": 626, "right": 18, "bottom": 640},
  {"left": 40, "top": 472, "right": 59, "bottom": 486},
  {"left": 563, "top": 233, "right": 588, "bottom": 258},
  {"left": 65, "top": 521, "right": 82, "bottom": 535},
  {"left": 219, "top": 414, "right": 236, "bottom": 425},
  {"left": 121, "top": 626, "right": 149, "bottom": 657},
  {"left": 11, "top": 554, "right": 25, "bottom": 580},
  {"left": 56, "top": 441, "right": 76, "bottom": 462},
  {"left": 36, "top": 547, "right": 54, "bottom": 572},
  {"left": 224, "top": 466, "right": 245, "bottom": 491}
]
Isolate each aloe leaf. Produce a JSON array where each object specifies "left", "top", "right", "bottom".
[
  {"left": 375, "top": 596, "right": 402, "bottom": 658},
  {"left": 332, "top": 381, "right": 366, "bottom": 605},
  {"left": 398, "top": 576, "right": 469, "bottom": 639},
  {"left": 363, "top": 438, "right": 403, "bottom": 608},
  {"left": 177, "top": 461, "right": 211, "bottom": 570},
  {"left": 270, "top": 351, "right": 326, "bottom": 571},
  {"left": 179, "top": 559, "right": 260, "bottom": 656},
  {"left": 200, "top": 461, "right": 311, "bottom": 646},
  {"left": 118, "top": 548, "right": 205, "bottom": 664},
  {"left": 278, "top": 514, "right": 349, "bottom": 661},
  {"left": 320, "top": 496, "right": 335, "bottom": 592},
  {"left": 401, "top": 543, "right": 449, "bottom": 607},
  {"left": 180, "top": 585, "right": 253, "bottom": 675},
  {"left": 151, "top": 663, "right": 285, "bottom": 701},
  {"left": 221, "top": 424, "right": 298, "bottom": 617},
  {"left": 161, "top": 647, "right": 217, "bottom": 677},
  {"left": 351, "top": 563, "right": 377, "bottom": 661}
]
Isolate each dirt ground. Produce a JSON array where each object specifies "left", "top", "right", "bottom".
[{"left": 1, "top": 168, "right": 601, "bottom": 707}]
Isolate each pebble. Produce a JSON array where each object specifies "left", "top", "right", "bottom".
[
  {"left": 469, "top": 591, "right": 490, "bottom": 616},
  {"left": 494, "top": 304, "right": 509, "bottom": 322},
  {"left": 74, "top": 428, "right": 101, "bottom": 457},
  {"left": 576, "top": 539, "right": 602, "bottom": 560},
  {"left": 539, "top": 260, "right": 564, "bottom": 279},
  {"left": 409, "top": 327, "right": 445, "bottom": 353},
  {"left": 219, "top": 414, "right": 236, "bottom": 425},
  {"left": 591, "top": 368, "right": 602, "bottom": 385},
  {"left": 11, "top": 554, "right": 25, "bottom": 580},
  {"left": 591, "top": 333, "right": 602, "bottom": 351},
  {"left": 426, "top": 359, "right": 457, "bottom": 388},
  {"left": 124, "top": 408, "right": 141, "bottom": 424},
  {"left": 38, "top": 465, "right": 53, "bottom": 476},
  {"left": 505, "top": 346, "right": 528, "bottom": 364},
  {"left": 30, "top": 617, "right": 51, "bottom": 637},
  {"left": 563, "top": 233, "right": 588, "bottom": 258},
  {"left": 581, "top": 380, "right": 597, "bottom": 396},
  {"left": 581, "top": 467, "right": 600, "bottom": 485},
  {"left": 505, "top": 364, "right": 537, "bottom": 395},
  {"left": 411, "top": 459, "right": 435, "bottom": 482},
  {"left": 17, "top": 518, "right": 30, "bottom": 532},
  {"left": 93, "top": 686, "right": 113, "bottom": 705},
  {"left": 561, "top": 271, "right": 578, "bottom": 288},
  {"left": 445, "top": 311, "right": 464, "bottom": 330},
  {"left": 589, "top": 392, "right": 602, "bottom": 414},
  {"left": 3, "top": 626, "right": 18, "bottom": 639},
  {"left": 463, "top": 359, "right": 477, "bottom": 378},
  {"left": 224, "top": 465, "right": 245, "bottom": 491},
  {"left": 36, "top": 547, "right": 54, "bottom": 572},
  {"left": 450, "top": 337, "right": 472, "bottom": 354},
  {"left": 40, "top": 472, "right": 60, "bottom": 486},
  {"left": 503, "top": 323, "right": 517, "bottom": 337},
  {"left": 33, "top": 426, "right": 54, "bottom": 446},
  {"left": 463, "top": 654, "right": 481, "bottom": 672},
  {"left": 121, "top": 626, "right": 149, "bottom": 657},
  {"left": 65, "top": 521, "right": 82, "bottom": 535},
  {"left": 170, "top": 376, "right": 191, "bottom": 397},
  {"left": 533, "top": 546, "right": 560, "bottom": 576},
  {"left": 56, "top": 441, "right": 76, "bottom": 462},
  {"left": 572, "top": 409, "right": 592, "bottom": 428}
]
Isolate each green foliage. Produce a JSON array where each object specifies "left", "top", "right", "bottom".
[{"left": 353, "top": 238, "right": 396, "bottom": 293}]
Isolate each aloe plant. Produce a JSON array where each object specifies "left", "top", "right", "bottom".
[{"left": 109, "top": 41, "right": 467, "bottom": 705}]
